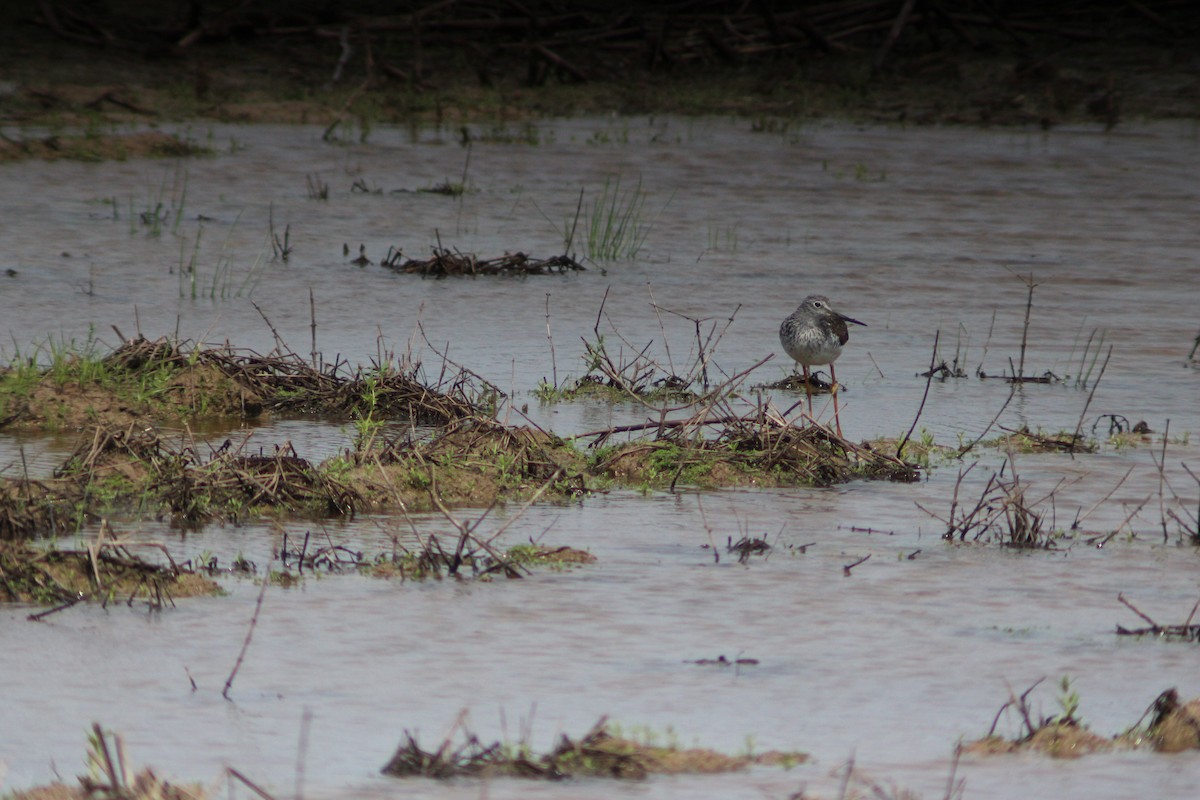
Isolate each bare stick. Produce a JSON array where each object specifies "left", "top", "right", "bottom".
[
  {"left": 836, "top": 752, "right": 855, "bottom": 800},
  {"left": 459, "top": 142, "right": 472, "bottom": 188},
  {"left": 942, "top": 745, "right": 964, "bottom": 800},
  {"left": 1184, "top": 596, "right": 1200, "bottom": 629},
  {"left": 224, "top": 564, "right": 270, "bottom": 700},
  {"left": 296, "top": 707, "right": 313, "bottom": 800},
  {"left": 958, "top": 385, "right": 1016, "bottom": 458},
  {"left": 1118, "top": 592, "right": 1160, "bottom": 628},
  {"left": 251, "top": 301, "right": 288, "bottom": 355},
  {"left": 544, "top": 293, "right": 557, "bottom": 389},
  {"left": 1003, "top": 268, "right": 1040, "bottom": 379},
  {"left": 564, "top": 187, "right": 585, "bottom": 255},
  {"left": 898, "top": 330, "right": 939, "bottom": 459},
  {"left": 309, "top": 287, "right": 318, "bottom": 370},
  {"left": 227, "top": 767, "right": 278, "bottom": 800},
  {"left": 843, "top": 553, "right": 870, "bottom": 576},
  {"left": 1072, "top": 464, "right": 1135, "bottom": 529},
  {"left": 482, "top": 468, "right": 564, "bottom": 547},
  {"left": 646, "top": 283, "right": 677, "bottom": 377},
  {"left": 1156, "top": 420, "right": 1170, "bottom": 542},
  {"left": 593, "top": 285, "right": 610, "bottom": 336},
  {"left": 696, "top": 494, "right": 720, "bottom": 564},
  {"left": 866, "top": 350, "right": 885, "bottom": 379},
  {"left": 1068, "top": 344, "right": 1112, "bottom": 454},
  {"left": 1016, "top": 679, "right": 1045, "bottom": 738}
]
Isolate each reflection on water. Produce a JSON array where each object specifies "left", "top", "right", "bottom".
[{"left": 2, "top": 118, "right": 1200, "bottom": 798}]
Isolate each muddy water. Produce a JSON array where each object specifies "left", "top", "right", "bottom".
[{"left": 2, "top": 117, "right": 1200, "bottom": 798}]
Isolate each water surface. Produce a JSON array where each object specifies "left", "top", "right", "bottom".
[{"left": 2, "top": 117, "right": 1199, "bottom": 799}]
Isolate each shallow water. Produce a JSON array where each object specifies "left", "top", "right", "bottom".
[{"left": 2, "top": 117, "right": 1200, "bottom": 798}]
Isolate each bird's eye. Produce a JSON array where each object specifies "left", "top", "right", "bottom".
[{"left": 812, "top": 300, "right": 824, "bottom": 308}]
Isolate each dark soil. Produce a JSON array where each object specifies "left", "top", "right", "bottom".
[{"left": 1, "top": 2, "right": 1197, "bottom": 143}]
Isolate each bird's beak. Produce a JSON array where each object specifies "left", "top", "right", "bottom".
[{"left": 840, "top": 313, "right": 867, "bottom": 327}]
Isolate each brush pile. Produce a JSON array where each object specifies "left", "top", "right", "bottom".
[{"left": 382, "top": 246, "right": 585, "bottom": 277}]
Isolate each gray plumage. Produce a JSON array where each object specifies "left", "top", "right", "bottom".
[
  {"left": 779, "top": 295, "right": 865, "bottom": 368},
  {"left": 779, "top": 294, "right": 866, "bottom": 436}
]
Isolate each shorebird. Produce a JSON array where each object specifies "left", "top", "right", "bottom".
[{"left": 779, "top": 294, "right": 866, "bottom": 437}]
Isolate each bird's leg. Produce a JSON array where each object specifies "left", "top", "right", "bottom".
[
  {"left": 802, "top": 365, "right": 813, "bottom": 418},
  {"left": 830, "top": 362, "right": 843, "bottom": 438}
]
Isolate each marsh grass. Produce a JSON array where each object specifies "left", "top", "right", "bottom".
[
  {"left": 131, "top": 162, "right": 190, "bottom": 238},
  {"left": 174, "top": 217, "right": 269, "bottom": 300},
  {"left": 579, "top": 175, "right": 670, "bottom": 261}
]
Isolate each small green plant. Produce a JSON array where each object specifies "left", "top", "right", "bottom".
[
  {"left": 131, "top": 163, "right": 190, "bottom": 237},
  {"left": 306, "top": 173, "right": 329, "bottom": 200},
  {"left": 352, "top": 372, "right": 386, "bottom": 452},
  {"left": 1050, "top": 675, "right": 1083, "bottom": 727}
]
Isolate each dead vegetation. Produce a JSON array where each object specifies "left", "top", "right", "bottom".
[
  {"left": 540, "top": 288, "right": 733, "bottom": 403},
  {"left": 592, "top": 413, "right": 918, "bottom": 491},
  {"left": 15, "top": 1, "right": 1198, "bottom": 130},
  {"left": 382, "top": 246, "right": 585, "bottom": 277},
  {"left": 0, "top": 422, "right": 365, "bottom": 540},
  {"left": 962, "top": 678, "right": 1200, "bottom": 759},
  {"left": 993, "top": 425, "right": 1097, "bottom": 453},
  {"left": 276, "top": 523, "right": 595, "bottom": 583},
  {"left": 0, "top": 130, "right": 207, "bottom": 163},
  {"left": 0, "top": 333, "right": 485, "bottom": 432},
  {"left": 11, "top": 725, "right": 205, "bottom": 800},
  {"left": 382, "top": 715, "right": 803, "bottom": 780},
  {"left": 920, "top": 457, "right": 1060, "bottom": 548},
  {"left": 1116, "top": 593, "right": 1200, "bottom": 642},
  {"left": 540, "top": 291, "right": 919, "bottom": 488},
  {"left": 0, "top": 301, "right": 924, "bottom": 541},
  {"left": 0, "top": 524, "right": 220, "bottom": 612}
]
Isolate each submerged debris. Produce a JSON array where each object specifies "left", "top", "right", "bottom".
[
  {"left": 1115, "top": 593, "right": 1200, "bottom": 642},
  {"left": 995, "top": 425, "right": 1095, "bottom": 453},
  {"left": 382, "top": 246, "right": 585, "bottom": 277},
  {"left": 728, "top": 535, "right": 770, "bottom": 563},
  {"left": 686, "top": 655, "right": 760, "bottom": 666},
  {"left": 275, "top": 528, "right": 594, "bottom": 583}
]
